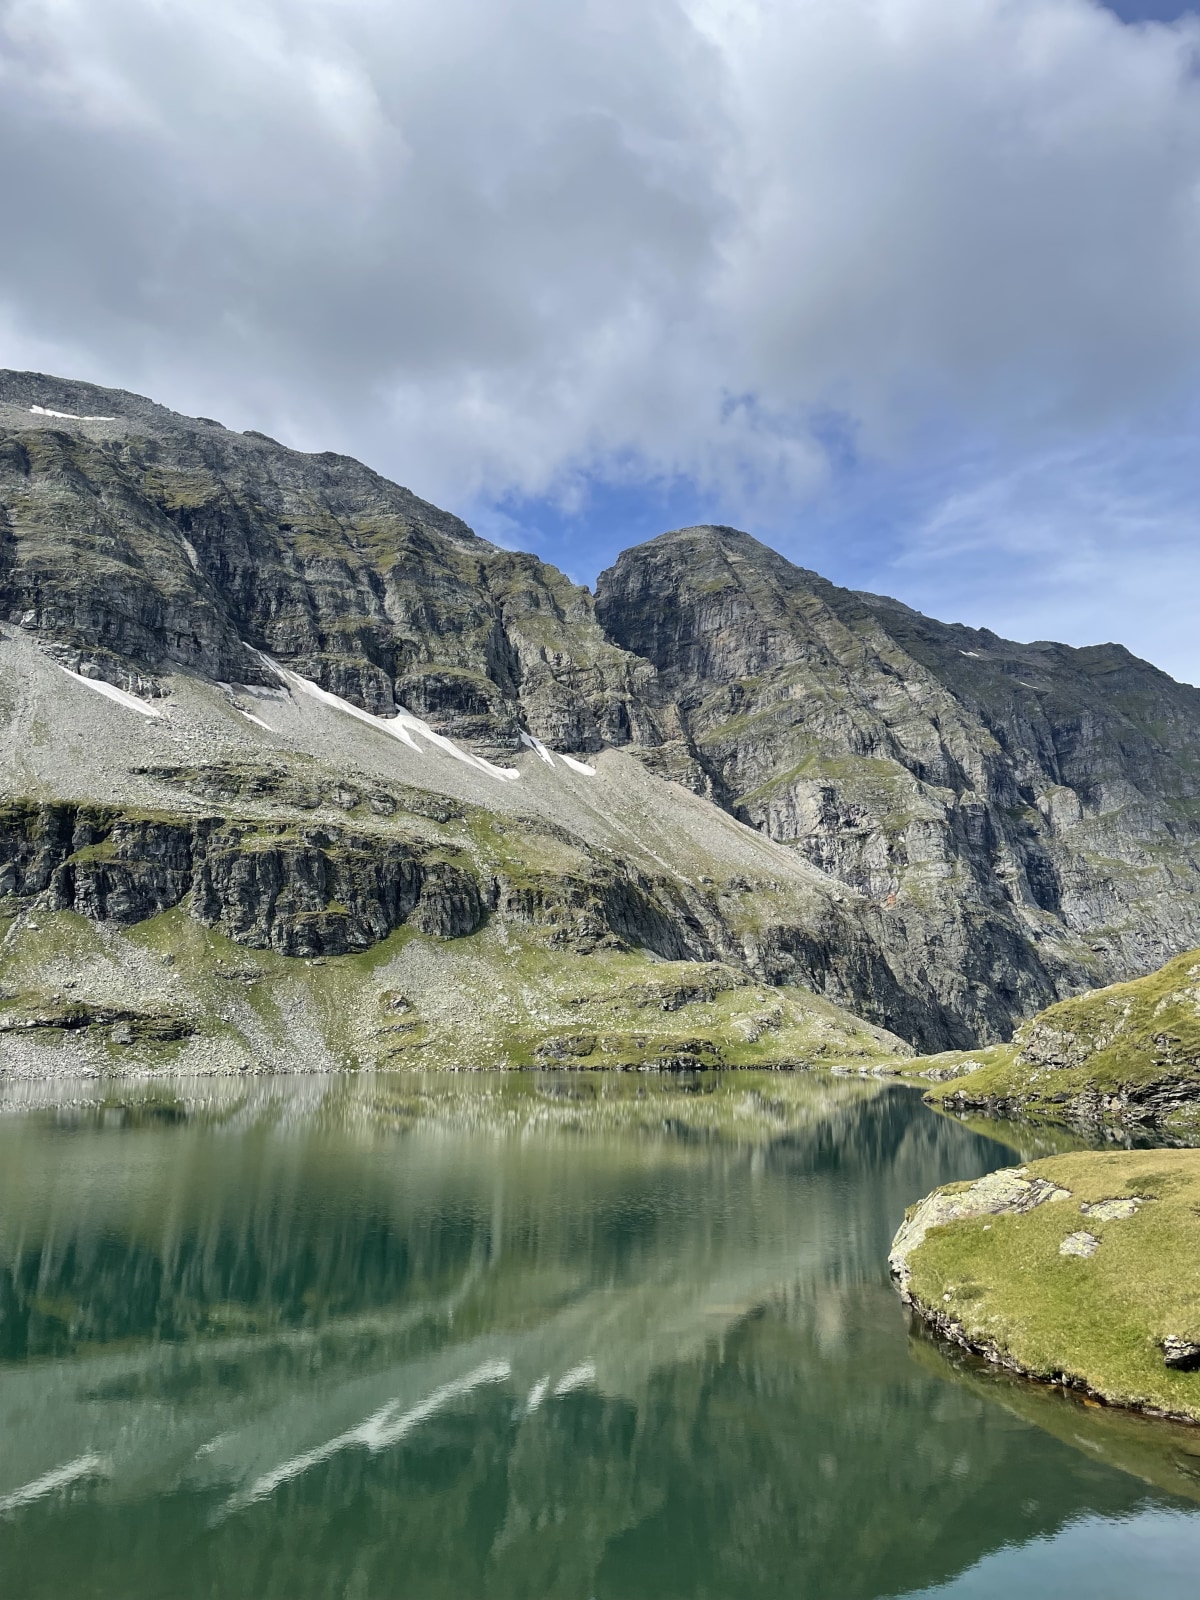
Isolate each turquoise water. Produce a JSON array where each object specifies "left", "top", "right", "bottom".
[{"left": 0, "top": 1072, "right": 1197, "bottom": 1598}]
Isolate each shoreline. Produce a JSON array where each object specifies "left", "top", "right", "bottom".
[
  {"left": 899, "top": 1292, "right": 1200, "bottom": 1429},
  {"left": 890, "top": 1154, "right": 1200, "bottom": 1427}
]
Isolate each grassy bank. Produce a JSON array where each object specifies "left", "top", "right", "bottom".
[
  {"left": 0, "top": 906, "right": 908, "bottom": 1076},
  {"left": 903, "top": 948, "right": 1200, "bottom": 1138},
  {"left": 892, "top": 1150, "right": 1200, "bottom": 1423}
]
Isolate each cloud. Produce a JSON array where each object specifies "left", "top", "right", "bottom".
[
  {"left": 854, "top": 424, "right": 1200, "bottom": 683},
  {"left": 3, "top": 1, "right": 1200, "bottom": 571}
]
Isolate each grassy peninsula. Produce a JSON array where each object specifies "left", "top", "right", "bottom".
[{"left": 891, "top": 1150, "right": 1200, "bottom": 1423}]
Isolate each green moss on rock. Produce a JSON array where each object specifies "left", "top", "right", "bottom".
[{"left": 915, "top": 948, "right": 1200, "bottom": 1132}]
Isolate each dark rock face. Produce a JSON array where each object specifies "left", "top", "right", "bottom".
[
  {"left": 0, "top": 800, "right": 943, "bottom": 1043},
  {"left": 0, "top": 803, "right": 488, "bottom": 958},
  {"left": 597, "top": 525, "right": 1200, "bottom": 1041},
  {"left": 0, "top": 373, "right": 658, "bottom": 751}
]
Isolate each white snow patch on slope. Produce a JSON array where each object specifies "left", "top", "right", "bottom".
[
  {"left": 219, "top": 682, "right": 275, "bottom": 731},
  {"left": 519, "top": 731, "right": 595, "bottom": 776},
  {"left": 59, "top": 667, "right": 161, "bottom": 718},
  {"left": 520, "top": 731, "right": 556, "bottom": 768},
  {"left": 259, "top": 654, "right": 520, "bottom": 781},
  {"left": 30, "top": 404, "right": 116, "bottom": 422},
  {"left": 0, "top": 1454, "right": 110, "bottom": 1514},
  {"left": 226, "top": 1360, "right": 511, "bottom": 1510}
]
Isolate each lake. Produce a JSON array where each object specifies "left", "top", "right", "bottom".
[{"left": 0, "top": 1071, "right": 1198, "bottom": 1599}]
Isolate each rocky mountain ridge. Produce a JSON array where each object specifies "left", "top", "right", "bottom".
[
  {"left": 597, "top": 524, "right": 1200, "bottom": 1038},
  {"left": 3, "top": 370, "right": 1200, "bottom": 1063},
  {"left": 0, "top": 371, "right": 659, "bottom": 753}
]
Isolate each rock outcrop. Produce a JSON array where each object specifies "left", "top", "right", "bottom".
[
  {"left": 0, "top": 801, "right": 490, "bottom": 957},
  {"left": 597, "top": 524, "right": 1200, "bottom": 1041},
  {"left": 920, "top": 944, "right": 1200, "bottom": 1133}
]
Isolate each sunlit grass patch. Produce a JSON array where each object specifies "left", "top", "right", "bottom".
[{"left": 904, "top": 1150, "right": 1200, "bottom": 1422}]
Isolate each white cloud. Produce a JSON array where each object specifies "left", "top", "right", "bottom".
[{"left": 3, "top": 0, "right": 1200, "bottom": 531}]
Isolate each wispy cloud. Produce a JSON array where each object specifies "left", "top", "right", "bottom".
[{"left": 850, "top": 428, "right": 1200, "bottom": 682}]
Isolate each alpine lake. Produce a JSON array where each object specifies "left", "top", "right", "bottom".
[{"left": 1, "top": 1068, "right": 1199, "bottom": 1599}]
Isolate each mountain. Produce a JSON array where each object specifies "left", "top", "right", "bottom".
[
  {"left": 597, "top": 525, "right": 1200, "bottom": 1040},
  {"left": 3, "top": 371, "right": 1200, "bottom": 1071},
  {"left": 0, "top": 370, "right": 657, "bottom": 750}
]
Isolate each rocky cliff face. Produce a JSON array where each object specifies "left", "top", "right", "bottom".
[
  {"left": 596, "top": 525, "right": 1200, "bottom": 1041},
  {"left": 919, "top": 944, "right": 1200, "bottom": 1134},
  {"left": 5, "top": 374, "right": 1200, "bottom": 1059},
  {"left": 0, "top": 372, "right": 659, "bottom": 755}
]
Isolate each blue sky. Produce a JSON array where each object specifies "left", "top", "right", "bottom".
[
  {"left": 4, "top": 0, "right": 1200, "bottom": 679},
  {"left": 1106, "top": 2, "right": 1192, "bottom": 17}
]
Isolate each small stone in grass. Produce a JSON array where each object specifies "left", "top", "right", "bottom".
[
  {"left": 1162, "top": 1336, "right": 1200, "bottom": 1371},
  {"left": 1080, "top": 1197, "right": 1145, "bottom": 1222},
  {"left": 1059, "top": 1231, "right": 1100, "bottom": 1258}
]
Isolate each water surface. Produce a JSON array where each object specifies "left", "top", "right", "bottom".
[{"left": 0, "top": 1071, "right": 1197, "bottom": 1598}]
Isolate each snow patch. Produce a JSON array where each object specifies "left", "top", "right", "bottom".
[
  {"left": 259, "top": 654, "right": 520, "bottom": 781},
  {"left": 520, "top": 731, "right": 556, "bottom": 768},
  {"left": 219, "top": 682, "right": 276, "bottom": 731},
  {"left": 519, "top": 731, "right": 596, "bottom": 776},
  {"left": 30, "top": 404, "right": 116, "bottom": 422},
  {"left": 59, "top": 666, "right": 161, "bottom": 718},
  {"left": 180, "top": 536, "right": 201, "bottom": 572},
  {"left": 226, "top": 1360, "right": 511, "bottom": 1510}
]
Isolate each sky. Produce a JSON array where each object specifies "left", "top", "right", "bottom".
[{"left": 3, "top": 0, "right": 1200, "bottom": 679}]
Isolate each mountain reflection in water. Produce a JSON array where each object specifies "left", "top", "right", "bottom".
[{"left": 0, "top": 1072, "right": 1197, "bottom": 1600}]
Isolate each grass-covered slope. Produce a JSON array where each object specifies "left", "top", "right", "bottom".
[
  {"left": 891, "top": 1151, "right": 1200, "bottom": 1423},
  {"left": 912, "top": 947, "right": 1200, "bottom": 1135},
  {"left": 0, "top": 907, "right": 906, "bottom": 1076}
]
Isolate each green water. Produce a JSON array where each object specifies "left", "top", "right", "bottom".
[{"left": 0, "top": 1072, "right": 1198, "bottom": 1599}]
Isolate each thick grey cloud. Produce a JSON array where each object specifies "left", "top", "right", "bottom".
[{"left": 3, "top": 1, "right": 1200, "bottom": 555}]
